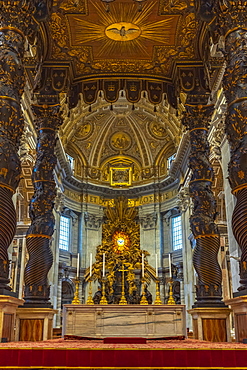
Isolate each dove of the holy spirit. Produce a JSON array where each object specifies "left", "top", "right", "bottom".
[{"left": 105, "top": 22, "right": 141, "bottom": 41}]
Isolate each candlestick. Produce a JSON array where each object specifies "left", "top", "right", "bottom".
[
  {"left": 102, "top": 253, "right": 105, "bottom": 277},
  {"left": 119, "top": 263, "right": 128, "bottom": 305},
  {"left": 100, "top": 277, "right": 108, "bottom": 305},
  {"left": 77, "top": 253, "right": 80, "bottom": 278},
  {"left": 72, "top": 277, "right": 80, "bottom": 305},
  {"left": 154, "top": 279, "right": 162, "bottom": 305},
  {"left": 86, "top": 279, "right": 94, "bottom": 305},
  {"left": 155, "top": 253, "right": 158, "bottom": 278},
  {"left": 142, "top": 253, "right": 144, "bottom": 278},
  {"left": 140, "top": 279, "right": 148, "bottom": 305},
  {"left": 169, "top": 253, "right": 172, "bottom": 278},
  {"left": 167, "top": 279, "right": 175, "bottom": 305},
  {"left": 89, "top": 253, "right": 92, "bottom": 277}
]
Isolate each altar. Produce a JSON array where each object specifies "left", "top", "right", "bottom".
[{"left": 62, "top": 304, "right": 186, "bottom": 339}]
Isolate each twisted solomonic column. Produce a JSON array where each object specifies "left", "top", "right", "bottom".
[
  {"left": 183, "top": 104, "right": 224, "bottom": 307},
  {"left": 24, "top": 105, "right": 62, "bottom": 307},
  {"left": 0, "top": 1, "right": 41, "bottom": 293},
  {"left": 217, "top": 1, "right": 247, "bottom": 293}
]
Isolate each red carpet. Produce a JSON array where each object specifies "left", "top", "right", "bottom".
[
  {"left": 0, "top": 338, "right": 246, "bottom": 369},
  {"left": 103, "top": 336, "right": 147, "bottom": 343}
]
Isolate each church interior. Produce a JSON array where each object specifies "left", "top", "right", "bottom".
[{"left": 0, "top": 0, "right": 247, "bottom": 368}]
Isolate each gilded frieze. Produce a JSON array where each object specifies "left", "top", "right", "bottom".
[{"left": 64, "top": 190, "right": 177, "bottom": 207}]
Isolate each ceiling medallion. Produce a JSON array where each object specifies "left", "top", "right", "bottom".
[
  {"left": 110, "top": 132, "right": 132, "bottom": 151},
  {"left": 76, "top": 122, "right": 93, "bottom": 140},
  {"left": 105, "top": 22, "right": 141, "bottom": 42},
  {"left": 148, "top": 121, "right": 167, "bottom": 139}
]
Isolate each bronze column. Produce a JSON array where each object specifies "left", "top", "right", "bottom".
[
  {"left": 24, "top": 104, "right": 62, "bottom": 307},
  {"left": 183, "top": 103, "right": 224, "bottom": 307},
  {"left": 217, "top": 2, "right": 247, "bottom": 294},
  {"left": 198, "top": 1, "right": 247, "bottom": 293},
  {"left": 0, "top": 1, "right": 41, "bottom": 293}
]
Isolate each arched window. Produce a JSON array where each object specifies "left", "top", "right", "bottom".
[{"left": 66, "top": 154, "right": 74, "bottom": 171}]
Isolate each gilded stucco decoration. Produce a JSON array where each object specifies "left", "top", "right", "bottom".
[
  {"left": 85, "top": 197, "right": 156, "bottom": 304},
  {"left": 60, "top": 93, "right": 182, "bottom": 187},
  {"left": 49, "top": 0, "right": 198, "bottom": 77}
]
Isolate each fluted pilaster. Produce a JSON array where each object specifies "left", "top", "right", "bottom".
[
  {"left": 183, "top": 104, "right": 224, "bottom": 307},
  {"left": 24, "top": 104, "right": 62, "bottom": 306}
]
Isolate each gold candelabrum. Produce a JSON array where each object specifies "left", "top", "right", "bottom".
[
  {"left": 100, "top": 277, "right": 108, "bottom": 305},
  {"left": 167, "top": 278, "right": 176, "bottom": 305},
  {"left": 154, "top": 278, "right": 162, "bottom": 305},
  {"left": 86, "top": 279, "right": 94, "bottom": 305},
  {"left": 72, "top": 277, "right": 80, "bottom": 305},
  {"left": 140, "top": 278, "right": 148, "bottom": 305},
  {"left": 119, "top": 263, "right": 128, "bottom": 305}
]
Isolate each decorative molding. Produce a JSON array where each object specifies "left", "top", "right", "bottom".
[
  {"left": 84, "top": 212, "right": 103, "bottom": 230},
  {"left": 177, "top": 187, "right": 190, "bottom": 212},
  {"left": 140, "top": 212, "right": 157, "bottom": 229}
]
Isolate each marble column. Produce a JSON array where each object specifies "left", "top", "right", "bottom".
[
  {"left": 183, "top": 104, "right": 224, "bottom": 307},
  {"left": 24, "top": 104, "right": 62, "bottom": 307},
  {"left": 0, "top": 1, "right": 44, "bottom": 294}
]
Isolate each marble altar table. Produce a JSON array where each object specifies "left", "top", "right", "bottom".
[{"left": 62, "top": 304, "right": 186, "bottom": 339}]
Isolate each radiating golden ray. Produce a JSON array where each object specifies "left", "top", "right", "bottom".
[
  {"left": 73, "top": 18, "right": 105, "bottom": 44},
  {"left": 141, "top": 18, "right": 175, "bottom": 43},
  {"left": 131, "top": 1, "right": 157, "bottom": 25},
  {"left": 96, "top": 37, "right": 149, "bottom": 58},
  {"left": 70, "top": 0, "right": 177, "bottom": 57}
]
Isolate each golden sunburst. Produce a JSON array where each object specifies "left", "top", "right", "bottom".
[{"left": 67, "top": 0, "right": 179, "bottom": 59}]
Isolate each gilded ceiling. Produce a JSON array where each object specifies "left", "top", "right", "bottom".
[
  {"left": 33, "top": 0, "right": 198, "bottom": 190},
  {"left": 50, "top": 0, "right": 197, "bottom": 77},
  {"left": 60, "top": 93, "right": 183, "bottom": 187}
]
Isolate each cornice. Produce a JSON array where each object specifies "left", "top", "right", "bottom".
[{"left": 56, "top": 130, "right": 190, "bottom": 199}]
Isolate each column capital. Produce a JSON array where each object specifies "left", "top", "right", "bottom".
[
  {"left": 32, "top": 104, "right": 63, "bottom": 131},
  {"left": 182, "top": 104, "right": 214, "bottom": 131}
]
